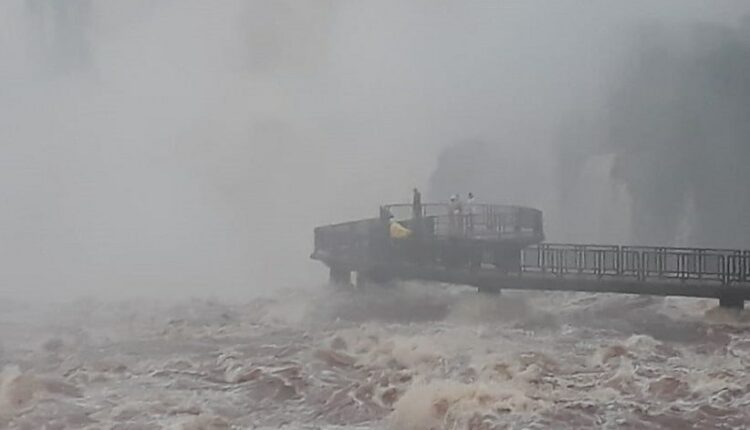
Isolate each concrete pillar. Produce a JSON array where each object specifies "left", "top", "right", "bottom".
[
  {"left": 719, "top": 294, "right": 744, "bottom": 310},
  {"left": 354, "top": 271, "right": 369, "bottom": 289},
  {"left": 329, "top": 267, "right": 351, "bottom": 287},
  {"left": 478, "top": 285, "right": 501, "bottom": 294},
  {"left": 356, "top": 270, "right": 395, "bottom": 289},
  {"left": 493, "top": 246, "right": 521, "bottom": 273}
]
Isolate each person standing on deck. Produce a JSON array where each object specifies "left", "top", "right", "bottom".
[
  {"left": 449, "top": 194, "right": 463, "bottom": 237},
  {"left": 412, "top": 188, "right": 422, "bottom": 220},
  {"left": 467, "top": 192, "right": 476, "bottom": 233}
]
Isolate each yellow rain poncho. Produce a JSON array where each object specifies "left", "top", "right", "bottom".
[{"left": 389, "top": 220, "right": 413, "bottom": 239}]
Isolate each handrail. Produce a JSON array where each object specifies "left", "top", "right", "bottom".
[
  {"left": 311, "top": 206, "right": 750, "bottom": 287},
  {"left": 521, "top": 243, "right": 750, "bottom": 286},
  {"left": 383, "top": 202, "right": 544, "bottom": 242},
  {"left": 383, "top": 202, "right": 542, "bottom": 220}
]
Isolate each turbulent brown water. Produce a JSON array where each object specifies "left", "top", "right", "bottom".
[{"left": 2, "top": 283, "right": 750, "bottom": 429}]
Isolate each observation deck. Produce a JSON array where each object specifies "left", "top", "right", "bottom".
[{"left": 312, "top": 203, "right": 750, "bottom": 309}]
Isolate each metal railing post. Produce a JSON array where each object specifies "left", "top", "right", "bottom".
[
  {"left": 658, "top": 247, "right": 664, "bottom": 278},
  {"left": 616, "top": 246, "right": 622, "bottom": 277},
  {"left": 639, "top": 251, "right": 646, "bottom": 282}
]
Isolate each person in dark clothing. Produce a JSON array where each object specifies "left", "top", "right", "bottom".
[{"left": 412, "top": 187, "right": 422, "bottom": 219}]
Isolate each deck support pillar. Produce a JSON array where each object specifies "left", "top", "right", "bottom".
[
  {"left": 329, "top": 266, "right": 352, "bottom": 287},
  {"left": 719, "top": 293, "right": 744, "bottom": 310},
  {"left": 478, "top": 285, "right": 501, "bottom": 294},
  {"left": 492, "top": 246, "right": 521, "bottom": 273},
  {"left": 355, "top": 270, "right": 395, "bottom": 289},
  {"left": 355, "top": 271, "right": 369, "bottom": 289}
]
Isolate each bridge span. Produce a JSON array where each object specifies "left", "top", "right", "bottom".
[{"left": 312, "top": 203, "right": 750, "bottom": 309}]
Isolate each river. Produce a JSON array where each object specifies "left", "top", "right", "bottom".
[{"left": 1, "top": 282, "right": 748, "bottom": 429}]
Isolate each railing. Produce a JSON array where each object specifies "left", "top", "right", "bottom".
[
  {"left": 313, "top": 218, "right": 380, "bottom": 262},
  {"left": 384, "top": 203, "right": 543, "bottom": 244},
  {"left": 311, "top": 205, "right": 750, "bottom": 287},
  {"left": 521, "top": 244, "right": 750, "bottom": 286}
]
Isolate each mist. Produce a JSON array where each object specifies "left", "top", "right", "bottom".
[
  {"left": 2, "top": 1, "right": 749, "bottom": 300},
  {"left": 426, "top": 3, "right": 750, "bottom": 248}
]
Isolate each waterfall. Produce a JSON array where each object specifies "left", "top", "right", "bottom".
[{"left": 563, "top": 153, "right": 632, "bottom": 244}]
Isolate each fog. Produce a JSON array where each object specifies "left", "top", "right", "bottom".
[{"left": 1, "top": 1, "right": 749, "bottom": 299}]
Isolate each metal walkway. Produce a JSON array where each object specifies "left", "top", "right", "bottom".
[{"left": 312, "top": 203, "right": 750, "bottom": 309}]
